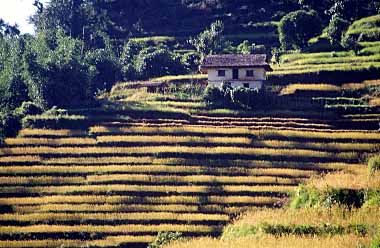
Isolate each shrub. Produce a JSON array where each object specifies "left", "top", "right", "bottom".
[
  {"left": 221, "top": 224, "right": 257, "bottom": 240},
  {"left": 148, "top": 232, "right": 183, "bottom": 248},
  {"left": 231, "top": 87, "right": 261, "bottom": 109},
  {"left": 322, "top": 188, "right": 365, "bottom": 208},
  {"left": 278, "top": 10, "right": 323, "bottom": 50},
  {"left": 203, "top": 85, "right": 224, "bottom": 104},
  {"left": 0, "top": 112, "right": 21, "bottom": 139},
  {"left": 23, "top": 30, "right": 92, "bottom": 109},
  {"left": 368, "top": 156, "right": 380, "bottom": 176},
  {"left": 327, "top": 16, "right": 350, "bottom": 46},
  {"left": 181, "top": 51, "right": 201, "bottom": 72},
  {"left": 85, "top": 48, "right": 122, "bottom": 92},
  {"left": 190, "top": 20, "right": 226, "bottom": 59},
  {"left": 290, "top": 185, "right": 319, "bottom": 209},
  {"left": 134, "top": 47, "right": 186, "bottom": 80},
  {"left": 364, "top": 191, "right": 380, "bottom": 207},
  {"left": 14, "top": 101, "right": 43, "bottom": 117}
]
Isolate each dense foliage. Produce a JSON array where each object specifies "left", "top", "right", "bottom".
[{"left": 278, "top": 10, "right": 323, "bottom": 50}]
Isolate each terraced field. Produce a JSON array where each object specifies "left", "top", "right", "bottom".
[{"left": 1, "top": 96, "right": 379, "bottom": 248}]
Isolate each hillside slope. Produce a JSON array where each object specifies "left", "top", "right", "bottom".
[{"left": 0, "top": 85, "right": 379, "bottom": 247}]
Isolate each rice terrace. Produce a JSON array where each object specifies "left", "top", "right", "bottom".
[{"left": 1, "top": 1, "right": 380, "bottom": 248}]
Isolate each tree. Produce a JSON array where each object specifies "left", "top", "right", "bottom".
[
  {"left": 0, "top": 36, "right": 28, "bottom": 111},
  {"left": 327, "top": 0, "right": 380, "bottom": 22},
  {"left": 0, "top": 19, "right": 20, "bottom": 37},
  {"left": 134, "top": 47, "right": 185, "bottom": 80},
  {"left": 298, "top": 0, "right": 331, "bottom": 21},
  {"left": 327, "top": 16, "right": 350, "bottom": 47},
  {"left": 237, "top": 40, "right": 253, "bottom": 55},
  {"left": 278, "top": 10, "right": 323, "bottom": 50},
  {"left": 190, "top": 20, "right": 226, "bottom": 60},
  {"left": 86, "top": 48, "right": 122, "bottom": 93},
  {"left": 23, "top": 30, "right": 91, "bottom": 109}
]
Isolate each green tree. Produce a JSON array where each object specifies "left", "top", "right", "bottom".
[
  {"left": 23, "top": 30, "right": 91, "bottom": 109},
  {"left": 190, "top": 20, "right": 226, "bottom": 60},
  {"left": 278, "top": 10, "right": 323, "bottom": 50},
  {"left": 0, "top": 19, "right": 20, "bottom": 37},
  {"left": 134, "top": 47, "right": 185, "bottom": 80},
  {"left": 0, "top": 36, "right": 28, "bottom": 111},
  {"left": 86, "top": 48, "right": 121, "bottom": 92},
  {"left": 327, "top": 16, "right": 350, "bottom": 47},
  {"left": 119, "top": 40, "right": 145, "bottom": 80},
  {"left": 298, "top": 0, "right": 331, "bottom": 21}
]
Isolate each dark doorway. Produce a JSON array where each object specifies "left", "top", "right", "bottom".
[{"left": 233, "top": 68, "right": 239, "bottom": 79}]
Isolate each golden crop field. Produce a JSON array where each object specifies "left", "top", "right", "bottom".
[{"left": 1, "top": 98, "right": 380, "bottom": 247}]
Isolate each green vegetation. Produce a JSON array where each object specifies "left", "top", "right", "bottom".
[{"left": 1, "top": 1, "right": 380, "bottom": 247}]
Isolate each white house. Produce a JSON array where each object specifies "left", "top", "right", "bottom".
[{"left": 200, "top": 54, "right": 272, "bottom": 89}]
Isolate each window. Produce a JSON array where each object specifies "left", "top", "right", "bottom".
[
  {"left": 218, "top": 70, "right": 226, "bottom": 77},
  {"left": 243, "top": 83, "right": 250, "bottom": 88},
  {"left": 246, "top": 70, "right": 254, "bottom": 77}
]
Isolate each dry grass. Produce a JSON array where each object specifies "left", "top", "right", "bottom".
[
  {"left": 308, "top": 166, "right": 380, "bottom": 190},
  {"left": 0, "top": 174, "right": 300, "bottom": 186},
  {"left": 18, "top": 129, "right": 86, "bottom": 137},
  {"left": 150, "top": 74, "right": 207, "bottom": 82},
  {"left": 89, "top": 125, "right": 251, "bottom": 136},
  {"left": 0, "top": 155, "right": 41, "bottom": 163},
  {"left": 234, "top": 206, "right": 380, "bottom": 226},
  {"left": 280, "top": 84, "right": 341, "bottom": 95},
  {"left": 0, "top": 224, "right": 220, "bottom": 234},
  {"left": 0, "top": 184, "right": 295, "bottom": 194},
  {"left": 0, "top": 236, "right": 156, "bottom": 248},
  {"left": 4, "top": 137, "right": 97, "bottom": 146},
  {"left": 0, "top": 146, "right": 356, "bottom": 161},
  {"left": 43, "top": 156, "right": 154, "bottom": 165},
  {"left": 369, "top": 98, "right": 380, "bottom": 106},
  {"left": 165, "top": 235, "right": 371, "bottom": 248},
  {"left": 0, "top": 212, "right": 229, "bottom": 222},
  {"left": 0, "top": 195, "right": 281, "bottom": 205},
  {"left": 0, "top": 176, "right": 85, "bottom": 185},
  {"left": 342, "top": 80, "right": 380, "bottom": 90},
  {"left": 96, "top": 135, "right": 251, "bottom": 145},
  {"left": 0, "top": 165, "right": 319, "bottom": 178},
  {"left": 90, "top": 126, "right": 380, "bottom": 142},
  {"left": 86, "top": 174, "right": 300, "bottom": 185},
  {"left": 13, "top": 203, "right": 228, "bottom": 214},
  {"left": 251, "top": 129, "right": 380, "bottom": 141}
]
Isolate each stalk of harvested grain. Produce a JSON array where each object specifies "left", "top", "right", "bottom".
[
  {"left": 0, "top": 195, "right": 281, "bottom": 205},
  {"left": 0, "top": 184, "right": 295, "bottom": 194}
]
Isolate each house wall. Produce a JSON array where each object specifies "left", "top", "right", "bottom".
[
  {"left": 208, "top": 81, "right": 263, "bottom": 89},
  {"left": 207, "top": 67, "right": 266, "bottom": 89}
]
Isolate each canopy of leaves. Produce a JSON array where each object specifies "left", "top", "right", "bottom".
[{"left": 278, "top": 10, "right": 323, "bottom": 50}]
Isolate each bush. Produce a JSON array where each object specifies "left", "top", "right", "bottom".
[
  {"left": 222, "top": 224, "right": 257, "bottom": 240},
  {"left": 327, "top": 16, "right": 350, "bottom": 46},
  {"left": 134, "top": 47, "right": 186, "bottom": 80},
  {"left": 0, "top": 112, "right": 21, "bottom": 139},
  {"left": 231, "top": 87, "right": 261, "bottom": 109},
  {"left": 322, "top": 188, "right": 365, "bottom": 208},
  {"left": 181, "top": 51, "right": 201, "bottom": 72},
  {"left": 364, "top": 191, "right": 380, "bottom": 207},
  {"left": 278, "top": 10, "right": 323, "bottom": 50},
  {"left": 148, "top": 232, "right": 183, "bottom": 248},
  {"left": 14, "top": 101, "right": 43, "bottom": 117},
  {"left": 85, "top": 48, "right": 122, "bottom": 92},
  {"left": 368, "top": 156, "right": 380, "bottom": 176},
  {"left": 203, "top": 85, "right": 224, "bottom": 104},
  {"left": 290, "top": 185, "right": 319, "bottom": 209},
  {"left": 23, "top": 30, "right": 92, "bottom": 109}
]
